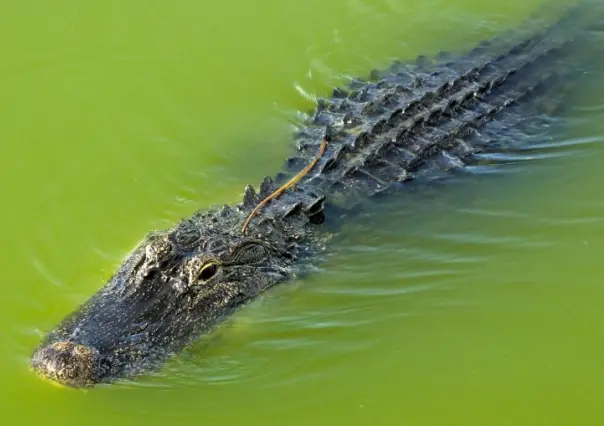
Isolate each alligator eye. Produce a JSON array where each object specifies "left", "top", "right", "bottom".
[{"left": 199, "top": 262, "right": 218, "bottom": 281}]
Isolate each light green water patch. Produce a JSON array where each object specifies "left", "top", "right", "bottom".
[{"left": 1, "top": 0, "right": 604, "bottom": 425}]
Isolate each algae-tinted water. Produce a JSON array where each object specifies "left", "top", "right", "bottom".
[{"left": 1, "top": 0, "right": 604, "bottom": 425}]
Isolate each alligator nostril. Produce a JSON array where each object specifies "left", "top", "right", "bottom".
[{"left": 31, "top": 341, "right": 98, "bottom": 388}]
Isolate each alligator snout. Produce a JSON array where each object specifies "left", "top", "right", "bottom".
[{"left": 31, "top": 341, "right": 99, "bottom": 388}]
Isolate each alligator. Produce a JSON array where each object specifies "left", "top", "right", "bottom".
[{"left": 31, "top": 1, "right": 603, "bottom": 388}]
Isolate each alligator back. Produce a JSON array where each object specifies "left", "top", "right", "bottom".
[{"left": 246, "top": 1, "right": 604, "bottom": 222}]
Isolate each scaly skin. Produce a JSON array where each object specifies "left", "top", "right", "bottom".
[{"left": 31, "top": 1, "right": 603, "bottom": 387}]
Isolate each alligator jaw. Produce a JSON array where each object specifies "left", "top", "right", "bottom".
[{"left": 29, "top": 242, "right": 230, "bottom": 388}]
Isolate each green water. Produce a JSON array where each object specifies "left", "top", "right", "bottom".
[{"left": 2, "top": 0, "right": 604, "bottom": 424}]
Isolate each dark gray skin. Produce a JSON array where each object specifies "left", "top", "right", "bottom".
[
  {"left": 31, "top": 207, "right": 324, "bottom": 386},
  {"left": 31, "top": 1, "right": 603, "bottom": 387}
]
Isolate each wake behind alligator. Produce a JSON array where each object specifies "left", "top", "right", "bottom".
[{"left": 32, "top": 1, "right": 604, "bottom": 387}]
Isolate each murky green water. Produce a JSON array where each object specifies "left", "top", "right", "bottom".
[{"left": 2, "top": 0, "right": 604, "bottom": 424}]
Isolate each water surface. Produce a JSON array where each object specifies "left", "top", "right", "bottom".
[{"left": 1, "top": 0, "right": 604, "bottom": 425}]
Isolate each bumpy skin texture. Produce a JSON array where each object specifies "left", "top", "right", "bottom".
[
  {"left": 31, "top": 2, "right": 603, "bottom": 387},
  {"left": 32, "top": 206, "right": 325, "bottom": 384}
]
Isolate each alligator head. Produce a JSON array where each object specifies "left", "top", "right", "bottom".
[{"left": 31, "top": 205, "right": 307, "bottom": 387}]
